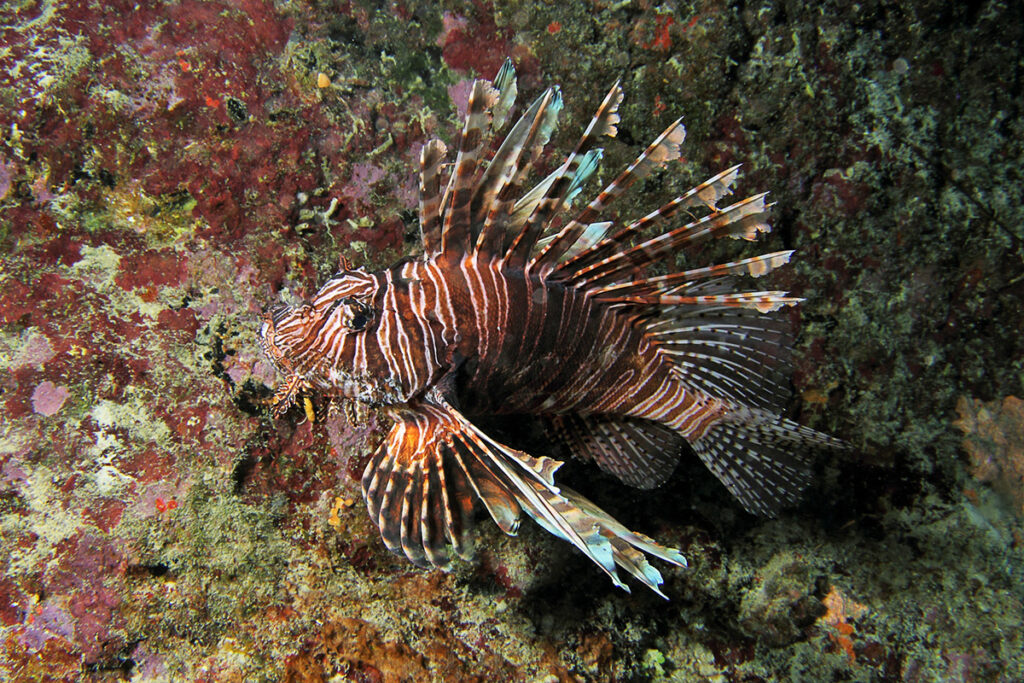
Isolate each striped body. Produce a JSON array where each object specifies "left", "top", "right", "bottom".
[
  {"left": 281, "top": 256, "right": 719, "bottom": 433},
  {"left": 258, "top": 61, "right": 842, "bottom": 596}
]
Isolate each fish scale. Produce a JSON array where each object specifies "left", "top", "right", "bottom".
[{"left": 256, "top": 59, "right": 845, "bottom": 597}]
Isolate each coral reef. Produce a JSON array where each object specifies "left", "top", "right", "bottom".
[
  {"left": 955, "top": 395, "right": 1024, "bottom": 519},
  {"left": 1, "top": 0, "right": 1022, "bottom": 680}
]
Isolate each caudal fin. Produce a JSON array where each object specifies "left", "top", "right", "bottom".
[{"left": 689, "top": 406, "right": 845, "bottom": 516}]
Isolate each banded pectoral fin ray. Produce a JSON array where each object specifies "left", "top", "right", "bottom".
[
  {"left": 362, "top": 424, "right": 475, "bottom": 569},
  {"left": 545, "top": 486, "right": 688, "bottom": 599},
  {"left": 362, "top": 392, "right": 686, "bottom": 594}
]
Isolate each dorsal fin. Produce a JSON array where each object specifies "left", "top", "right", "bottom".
[
  {"left": 597, "top": 290, "right": 802, "bottom": 314},
  {"left": 555, "top": 165, "right": 743, "bottom": 274},
  {"left": 566, "top": 193, "right": 773, "bottom": 288},
  {"left": 440, "top": 79, "right": 499, "bottom": 256},
  {"left": 472, "top": 88, "right": 560, "bottom": 255},
  {"left": 502, "top": 82, "right": 624, "bottom": 267},
  {"left": 491, "top": 57, "right": 518, "bottom": 131},
  {"left": 589, "top": 251, "right": 795, "bottom": 299},
  {"left": 418, "top": 139, "right": 448, "bottom": 256},
  {"left": 510, "top": 148, "right": 603, "bottom": 234},
  {"left": 637, "top": 279, "right": 797, "bottom": 412},
  {"left": 530, "top": 118, "right": 686, "bottom": 269}
]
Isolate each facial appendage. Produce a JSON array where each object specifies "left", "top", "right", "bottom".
[
  {"left": 258, "top": 263, "right": 454, "bottom": 415},
  {"left": 257, "top": 270, "right": 386, "bottom": 413}
]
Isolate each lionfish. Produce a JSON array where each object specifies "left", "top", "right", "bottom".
[{"left": 258, "top": 60, "right": 841, "bottom": 597}]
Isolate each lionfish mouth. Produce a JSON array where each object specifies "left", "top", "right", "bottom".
[{"left": 256, "top": 304, "right": 389, "bottom": 404}]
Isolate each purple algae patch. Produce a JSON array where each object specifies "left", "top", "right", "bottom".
[
  {"left": 12, "top": 330, "right": 56, "bottom": 369},
  {"left": 31, "top": 381, "right": 70, "bottom": 416},
  {"left": 0, "top": 158, "right": 13, "bottom": 200},
  {"left": 344, "top": 162, "right": 387, "bottom": 204},
  {"left": 17, "top": 603, "right": 75, "bottom": 652}
]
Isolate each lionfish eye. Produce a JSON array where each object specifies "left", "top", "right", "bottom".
[{"left": 339, "top": 297, "right": 372, "bottom": 331}]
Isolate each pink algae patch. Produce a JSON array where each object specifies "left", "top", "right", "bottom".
[
  {"left": 12, "top": 330, "right": 56, "bottom": 369},
  {"left": 345, "top": 162, "right": 386, "bottom": 204},
  {"left": 31, "top": 381, "right": 70, "bottom": 416},
  {"left": 447, "top": 80, "right": 475, "bottom": 120}
]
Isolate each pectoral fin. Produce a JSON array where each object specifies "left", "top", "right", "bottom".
[{"left": 362, "top": 390, "right": 686, "bottom": 595}]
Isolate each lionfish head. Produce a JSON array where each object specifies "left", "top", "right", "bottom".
[{"left": 257, "top": 268, "right": 389, "bottom": 404}]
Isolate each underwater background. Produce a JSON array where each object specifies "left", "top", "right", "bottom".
[{"left": 1, "top": 0, "right": 1021, "bottom": 680}]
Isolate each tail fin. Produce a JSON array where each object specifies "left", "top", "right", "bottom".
[
  {"left": 646, "top": 283, "right": 846, "bottom": 515},
  {"left": 689, "top": 407, "right": 845, "bottom": 516}
]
